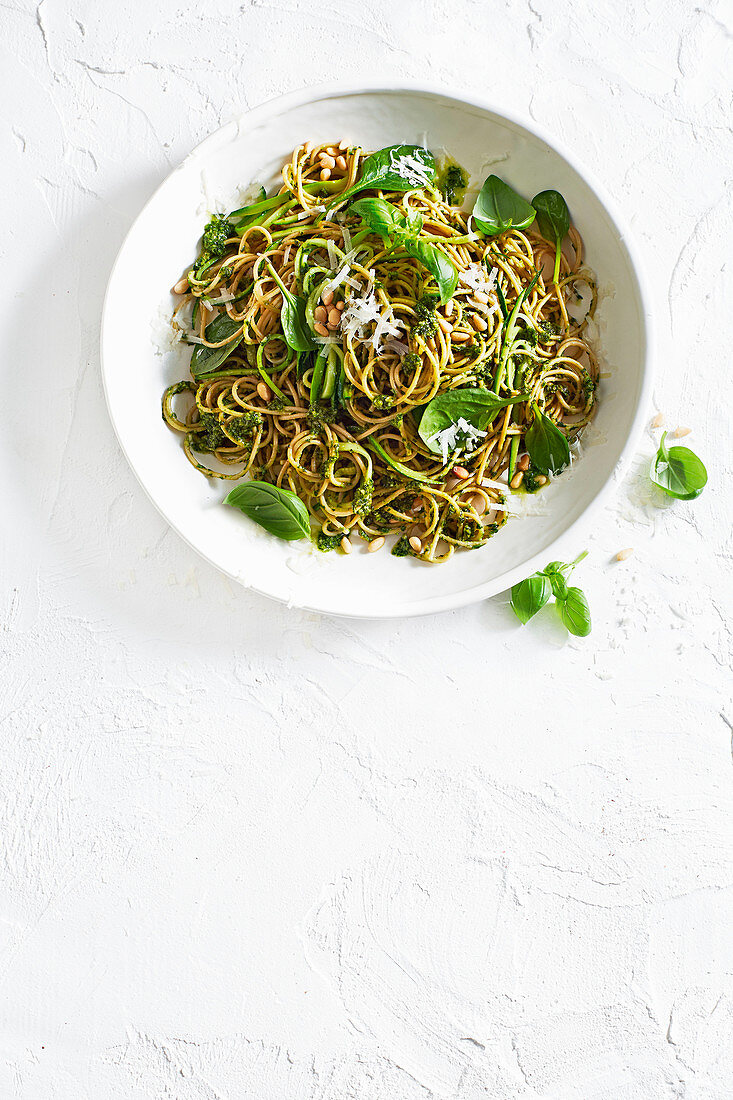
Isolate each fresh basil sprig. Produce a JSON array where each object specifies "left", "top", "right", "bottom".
[
  {"left": 350, "top": 196, "right": 458, "bottom": 304},
  {"left": 225, "top": 480, "right": 310, "bottom": 541},
  {"left": 190, "top": 314, "right": 243, "bottom": 380},
  {"left": 532, "top": 190, "right": 570, "bottom": 284},
  {"left": 418, "top": 388, "right": 528, "bottom": 454},
  {"left": 650, "top": 431, "right": 707, "bottom": 500},
  {"left": 510, "top": 551, "right": 590, "bottom": 636},
  {"left": 524, "top": 402, "right": 570, "bottom": 476},
  {"left": 335, "top": 144, "right": 436, "bottom": 205},
  {"left": 265, "top": 259, "right": 316, "bottom": 353},
  {"left": 472, "top": 175, "right": 536, "bottom": 237}
]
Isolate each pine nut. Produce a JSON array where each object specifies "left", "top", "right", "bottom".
[
  {"left": 409, "top": 535, "right": 422, "bottom": 553},
  {"left": 368, "top": 536, "right": 385, "bottom": 553},
  {"left": 473, "top": 290, "right": 489, "bottom": 303},
  {"left": 518, "top": 453, "right": 530, "bottom": 472},
  {"left": 453, "top": 465, "right": 470, "bottom": 480},
  {"left": 336, "top": 300, "right": 345, "bottom": 310},
  {"left": 536, "top": 475, "right": 548, "bottom": 485},
  {"left": 436, "top": 315, "right": 452, "bottom": 334},
  {"left": 471, "top": 313, "right": 488, "bottom": 332},
  {"left": 445, "top": 299, "right": 455, "bottom": 317},
  {"left": 452, "top": 331, "right": 471, "bottom": 343},
  {"left": 673, "top": 426, "right": 691, "bottom": 437},
  {"left": 328, "top": 307, "right": 341, "bottom": 327},
  {"left": 320, "top": 168, "right": 332, "bottom": 181},
  {"left": 338, "top": 138, "right": 349, "bottom": 150},
  {"left": 325, "top": 146, "right": 337, "bottom": 157},
  {"left": 651, "top": 413, "right": 665, "bottom": 428},
  {"left": 172, "top": 276, "right": 190, "bottom": 295},
  {"left": 320, "top": 154, "right": 336, "bottom": 170},
  {"left": 256, "top": 381, "right": 272, "bottom": 402},
  {"left": 616, "top": 547, "right": 634, "bottom": 561},
  {"left": 340, "top": 536, "right": 352, "bottom": 554},
  {"left": 314, "top": 321, "right": 329, "bottom": 337},
  {"left": 321, "top": 288, "right": 334, "bottom": 306},
  {"left": 510, "top": 471, "right": 524, "bottom": 489},
  {"left": 314, "top": 305, "right": 328, "bottom": 323},
  {"left": 411, "top": 500, "right": 423, "bottom": 512},
  {"left": 335, "top": 155, "right": 347, "bottom": 171}
]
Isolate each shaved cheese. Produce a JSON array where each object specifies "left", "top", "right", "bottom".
[
  {"left": 341, "top": 224, "right": 352, "bottom": 254},
  {"left": 481, "top": 476, "right": 509, "bottom": 492},
  {"left": 326, "top": 238, "right": 338, "bottom": 271},
  {"left": 201, "top": 298, "right": 213, "bottom": 312},
  {"left": 429, "top": 416, "right": 488, "bottom": 463},
  {"left": 459, "top": 263, "right": 498, "bottom": 295},
  {"left": 389, "top": 150, "right": 433, "bottom": 189}
]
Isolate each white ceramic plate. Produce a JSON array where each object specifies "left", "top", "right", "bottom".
[{"left": 101, "top": 82, "right": 652, "bottom": 619}]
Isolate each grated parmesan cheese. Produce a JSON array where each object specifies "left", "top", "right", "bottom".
[
  {"left": 389, "top": 150, "right": 433, "bottom": 189},
  {"left": 429, "top": 416, "right": 488, "bottom": 463},
  {"left": 459, "top": 263, "right": 498, "bottom": 295}
]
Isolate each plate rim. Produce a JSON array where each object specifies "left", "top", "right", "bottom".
[{"left": 100, "top": 79, "right": 654, "bottom": 619}]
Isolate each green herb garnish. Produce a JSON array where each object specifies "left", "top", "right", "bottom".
[{"left": 650, "top": 432, "right": 707, "bottom": 500}]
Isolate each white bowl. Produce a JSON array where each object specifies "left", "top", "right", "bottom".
[{"left": 101, "top": 82, "right": 652, "bottom": 619}]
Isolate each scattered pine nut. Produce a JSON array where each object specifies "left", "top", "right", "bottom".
[
  {"left": 470, "top": 314, "right": 488, "bottom": 332},
  {"left": 452, "top": 330, "right": 471, "bottom": 343},
  {"left": 172, "top": 276, "right": 190, "bottom": 295},
  {"left": 445, "top": 299, "right": 455, "bottom": 317},
  {"left": 436, "top": 315, "right": 452, "bottom": 334},
  {"left": 340, "top": 536, "right": 352, "bottom": 554},
  {"left": 328, "top": 307, "right": 341, "bottom": 327},
  {"left": 325, "top": 146, "right": 337, "bottom": 157},
  {"left": 367, "top": 536, "right": 385, "bottom": 553},
  {"left": 256, "top": 381, "right": 272, "bottom": 402},
  {"left": 319, "top": 168, "right": 332, "bottom": 181},
  {"left": 473, "top": 290, "right": 489, "bottom": 304},
  {"left": 338, "top": 138, "right": 349, "bottom": 151},
  {"left": 616, "top": 548, "right": 634, "bottom": 561},
  {"left": 453, "top": 465, "right": 470, "bottom": 480},
  {"left": 510, "top": 471, "right": 524, "bottom": 490},
  {"left": 536, "top": 475, "right": 548, "bottom": 485},
  {"left": 314, "top": 321, "right": 329, "bottom": 337},
  {"left": 335, "top": 155, "right": 347, "bottom": 171},
  {"left": 314, "top": 305, "right": 328, "bottom": 323},
  {"left": 673, "top": 426, "right": 691, "bottom": 437},
  {"left": 321, "top": 288, "right": 334, "bottom": 307},
  {"left": 651, "top": 413, "right": 665, "bottom": 428},
  {"left": 409, "top": 535, "right": 422, "bottom": 553},
  {"left": 518, "top": 453, "right": 530, "bottom": 472},
  {"left": 336, "top": 300, "right": 345, "bottom": 310},
  {"left": 320, "top": 154, "right": 336, "bottom": 170}
]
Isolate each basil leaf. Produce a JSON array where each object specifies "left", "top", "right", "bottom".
[
  {"left": 525, "top": 402, "right": 570, "bottom": 475},
  {"left": 225, "top": 480, "right": 310, "bottom": 541},
  {"left": 547, "top": 572, "right": 568, "bottom": 600},
  {"left": 473, "top": 175, "right": 536, "bottom": 237},
  {"left": 266, "top": 260, "right": 316, "bottom": 354},
  {"left": 403, "top": 238, "right": 458, "bottom": 304},
  {"left": 349, "top": 197, "right": 405, "bottom": 242},
  {"left": 510, "top": 572, "right": 551, "bottom": 624},
  {"left": 543, "top": 550, "right": 587, "bottom": 585},
  {"left": 419, "top": 388, "right": 527, "bottom": 454},
  {"left": 558, "top": 586, "right": 591, "bottom": 636},
  {"left": 650, "top": 432, "right": 707, "bottom": 500},
  {"left": 532, "top": 190, "right": 570, "bottom": 283},
  {"left": 190, "top": 314, "right": 243, "bottom": 380},
  {"left": 336, "top": 144, "right": 436, "bottom": 205}
]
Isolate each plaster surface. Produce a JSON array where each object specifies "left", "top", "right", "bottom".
[{"left": 1, "top": 1, "right": 732, "bottom": 1097}]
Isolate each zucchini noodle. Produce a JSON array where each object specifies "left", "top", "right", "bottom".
[{"left": 163, "top": 141, "right": 599, "bottom": 563}]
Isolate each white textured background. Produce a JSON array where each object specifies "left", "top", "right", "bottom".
[{"left": 2, "top": 0, "right": 732, "bottom": 1097}]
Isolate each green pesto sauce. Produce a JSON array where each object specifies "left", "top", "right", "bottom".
[{"left": 436, "top": 158, "right": 469, "bottom": 207}]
